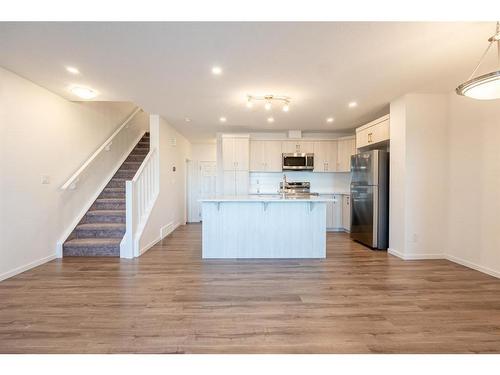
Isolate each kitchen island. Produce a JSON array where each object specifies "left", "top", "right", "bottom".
[{"left": 200, "top": 195, "right": 334, "bottom": 259}]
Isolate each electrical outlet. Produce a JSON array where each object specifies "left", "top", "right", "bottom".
[{"left": 41, "top": 175, "right": 50, "bottom": 184}]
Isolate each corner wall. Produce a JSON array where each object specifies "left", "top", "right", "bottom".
[
  {"left": 389, "top": 92, "right": 500, "bottom": 278},
  {"left": 389, "top": 94, "right": 449, "bottom": 259},
  {"left": 138, "top": 115, "right": 191, "bottom": 253},
  {"left": 446, "top": 95, "right": 500, "bottom": 277},
  {"left": 0, "top": 67, "right": 139, "bottom": 281}
]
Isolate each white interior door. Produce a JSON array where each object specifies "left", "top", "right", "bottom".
[{"left": 188, "top": 161, "right": 216, "bottom": 222}]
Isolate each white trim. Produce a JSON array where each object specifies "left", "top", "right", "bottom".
[
  {"left": 388, "top": 248, "right": 445, "bottom": 260},
  {"left": 139, "top": 235, "right": 161, "bottom": 256},
  {"left": 355, "top": 114, "right": 390, "bottom": 132},
  {"left": 446, "top": 254, "right": 500, "bottom": 279},
  {"left": 139, "top": 220, "right": 183, "bottom": 255},
  {"left": 388, "top": 248, "right": 500, "bottom": 279},
  {"left": 131, "top": 188, "right": 159, "bottom": 257},
  {"left": 61, "top": 107, "right": 141, "bottom": 190},
  {"left": 0, "top": 254, "right": 57, "bottom": 282},
  {"left": 56, "top": 131, "right": 146, "bottom": 257}
]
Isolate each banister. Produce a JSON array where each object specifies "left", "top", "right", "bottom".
[
  {"left": 61, "top": 106, "right": 141, "bottom": 190},
  {"left": 131, "top": 148, "right": 156, "bottom": 182}
]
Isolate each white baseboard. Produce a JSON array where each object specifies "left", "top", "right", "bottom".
[
  {"left": 446, "top": 254, "right": 500, "bottom": 279},
  {"left": 139, "top": 235, "right": 161, "bottom": 255},
  {"left": 0, "top": 254, "right": 57, "bottom": 282},
  {"left": 139, "top": 220, "right": 183, "bottom": 255},
  {"left": 388, "top": 248, "right": 500, "bottom": 279},
  {"left": 57, "top": 131, "right": 146, "bottom": 257},
  {"left": 388, "top": 248, "right": 445, "bottom": 260}
]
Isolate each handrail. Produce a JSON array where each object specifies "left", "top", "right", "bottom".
[
  {"left": 60, "top": 106, "right": 141, "bottom": 190},
  {"left": 132, "top": 148, "right": 155, "bottom": 182},
  {"left": 122, "top": 146, "right": 159, "bottom": 258}
]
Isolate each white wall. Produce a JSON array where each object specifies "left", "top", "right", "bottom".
[
  {"left": 191, "top": 142, "right": 216, "bottom": 162},
  {"left": 389, "top": 92, "right": 500, "bottom": 277},
  {"left": 138, "top": 115, "right": 191, "bottom": 252},
  {"left": 446, "top": 95, "right": 500, "bottom": 277},
  {"left": 388, "top": 96, "right": 407, "bottom": 257},
  {"left": 0, "top": 67, "right": 145, "bottom": 281},
  {"left": 389, "top": 94, "right": 449, "bottom": 259}
]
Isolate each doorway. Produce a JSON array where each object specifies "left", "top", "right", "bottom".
[{"left": 187, "top": 160, "right": 216, "bottom": 223}]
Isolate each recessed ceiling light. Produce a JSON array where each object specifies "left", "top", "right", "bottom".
[
  {"left": 326, "top": 117, "right": 334, "bottom": 123},
  {"left": 70, "top": 86, "right": 97, "bottom": 100},
  {"left": 66, "top": 66, "right": 80, "bottom": 75},
  {"left": 267, "top": 117, "right": 274, "bottom": 123},
  {"left": 185, "top": 117, "right": 191, "bottom": 122},
  {"left": 348, "top": 101, "right": 358, "bottom": 108},
  {"left": 219, "top": 117, "right": 227, "bottom": 123},
  {"left": 212, "top": 66, "right": 222, "bottom": 75}
]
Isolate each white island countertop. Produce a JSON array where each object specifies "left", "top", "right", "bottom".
[
  {"left": 200, "top": 195, "right": 336, "bottom": 202},
  {"left": 201, "top": 195, "right": 328, "bottom": 258}
]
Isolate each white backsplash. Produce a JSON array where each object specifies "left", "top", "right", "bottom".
[{"left": 249, "top": 172, "right": 351, "bottom": 194}]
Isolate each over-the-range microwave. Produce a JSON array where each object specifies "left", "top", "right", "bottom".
[{"left": 282, "top": 153, "right": 314, "bottom": 170}]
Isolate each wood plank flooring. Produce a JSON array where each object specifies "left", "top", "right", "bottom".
[{"left": 1, "top": 223, "right": 500, "bottom": 353}]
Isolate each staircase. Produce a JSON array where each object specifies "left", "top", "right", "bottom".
[{"left": 63, "top": 132, "right": 150, "bottom": 256}]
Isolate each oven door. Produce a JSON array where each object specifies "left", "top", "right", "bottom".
[{"left": 282, "top": 154, "right": 307, "bottom": 170}]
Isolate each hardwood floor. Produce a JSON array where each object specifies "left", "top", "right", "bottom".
[{"left": 1, "top": 223, "right": 500, "bottom": 353}]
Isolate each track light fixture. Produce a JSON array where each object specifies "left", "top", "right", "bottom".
[{"left": 246, "top": 94, "right": 292, "bottom": 112}]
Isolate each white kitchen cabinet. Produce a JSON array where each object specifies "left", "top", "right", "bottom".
[
  {"left": 337, "top": 136, "right": 356, "bottom": 172},
  {"left": 222, "top": 136, "right": 249, "bottom": 171},
  {"left": 223, "top": 170, "right": 249, "bottom": 195},
  {"left": 249, "top": 140, "right": 282, "bottom": 172},
  {"left": 356, "top": 115, "right": 390, "bottom": 149},
  {"left": 324, "top": 194, "right": 342, "bottom": 230},
  {"left": 222, "top": 135, "right": 249, "bottom": 195},
  {"left": 313, "top": 141, "right": 338, "bottom": 172},
  {"left": 282, "top": 140, "right": 314, "bottom": 154},
  {"left": 342, "top": 194, "right": 351, "bottom": 232}
]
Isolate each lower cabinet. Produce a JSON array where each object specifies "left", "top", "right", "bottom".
[
  {"left": 223, "top": 171, "right": 249, "bottom": 196},
  {"left": 324, "top": 194, "right": 351, "bottom": 232},
  {"left": 342, "top": 194, "right": 351, "bottom": 232},
  {"left": 325, "top": 194, "right": 342, "bottom": 231}
]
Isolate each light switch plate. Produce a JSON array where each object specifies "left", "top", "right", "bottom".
[{"left": 41, "top": 175, "right": 50, "bottom": 184}]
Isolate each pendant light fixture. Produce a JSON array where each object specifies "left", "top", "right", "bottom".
[{"left": 456, "top": 22, "right": 500, "bottom": 100}]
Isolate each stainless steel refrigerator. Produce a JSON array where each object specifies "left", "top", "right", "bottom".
[{"left": 350, "top": 150, "right": 389, "bottom": 249}]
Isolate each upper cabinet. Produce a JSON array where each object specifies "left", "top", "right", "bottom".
[
  {"left": 222, "top": 135, "right": 249, "bottom": 171},
  {"left": 313, "top": 141, "right": 338, "bottom": 172},
  {"left": 282, "top": 140, "right": 314, "bottom": 154},
  {"left": 356, "top": 114, "right": 390, "bottom": 150},
  {"left": 249, "top": 140, "right": 282, "bottom": 172},
  {"left": 337, "top": 136, "right": 356, "bottom": 172}
]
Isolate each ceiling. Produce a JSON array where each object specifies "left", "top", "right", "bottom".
[{"left": 0, "top": 22, "right": 497, "bottom": 141}]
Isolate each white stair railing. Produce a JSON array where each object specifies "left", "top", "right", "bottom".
[
  {"left": 61, "top": 107, "right": 142, "bottom": 191},
  {"left": 121, "top": 147, "right": 159, "bottom": 258}
]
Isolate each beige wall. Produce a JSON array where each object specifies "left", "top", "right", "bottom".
[{"left": 0, "top": 67, "right": 142, "bottom": 280}]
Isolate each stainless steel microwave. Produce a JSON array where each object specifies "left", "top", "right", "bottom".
[{"left": 282, "top": 153, "right": 314, "bottom": 170}]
